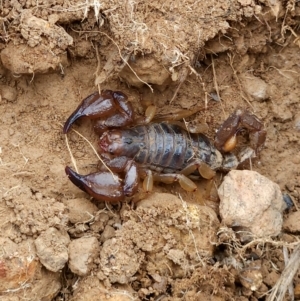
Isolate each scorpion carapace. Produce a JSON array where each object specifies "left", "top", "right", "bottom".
[{"left": 63, "top": 90, "right": 266, "bottom": 203}]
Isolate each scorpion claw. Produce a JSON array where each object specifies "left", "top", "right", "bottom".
[
  {"left": 63, "top": 91, "right": 117, "bottom": 133},
  {"left": 65, "top": 166, "right": 124, "bottom": 203}
]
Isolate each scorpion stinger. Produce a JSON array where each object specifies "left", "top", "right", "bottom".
[{"left": 215, "top": 109, "right": 266, "bottom": 154}]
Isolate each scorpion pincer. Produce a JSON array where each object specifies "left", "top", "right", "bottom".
[{"left": 63, "top": 90, "right": 266, "bottom": 203}]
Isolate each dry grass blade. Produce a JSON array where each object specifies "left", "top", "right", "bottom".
[
  {"left": 227, "top": 53, "right": 254, "bottom": 110},
  {"left": 60, "top": 122, "right": 118, "bottom": 182},
  {"left": 211, "top": 54, "right": 225, "bottom": 117},
  {"left": 65, "top": 134, "right": 78, "bottom": 173},
  {"left": 267, "top": 243, "right": 300, "bottom": 301}
]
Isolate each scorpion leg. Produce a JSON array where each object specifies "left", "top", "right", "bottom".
[
  {"left": 135, "top": 105, "right": 157, "bottom": 125},
  {"left": 123, "top": 160, "right": 139, "bottom": 196},
  {"left": 180, "top": 160, "right": 216, "bottom": 180},
  {"left": 215, "top": 109, "right": 266, "bottom": 153},
  {"left": 142, "top": 170, "right": 154, "bottom": 192},
  {"left": 153, "top": 106, "right": 205, "bottom": 123},
  {"left": 139, "top": 168, "right": 197, "bottom": 192},
  {"left": 153, "top": 173, "right": 197, "bottom": 192}
]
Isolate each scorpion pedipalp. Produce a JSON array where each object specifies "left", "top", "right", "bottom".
[
  {"left": 63, "top": 90, "right": 134, "bottom": 134},
  {"left": 65, "top": 159, "right": 139, "bottom": 203},
  {"left": 65, "top": 166, "right": 124, "bottom": 202}
]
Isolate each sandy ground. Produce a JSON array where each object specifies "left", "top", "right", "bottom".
[{"left": 0, "top": 0, "right": 300, "bottom": 300}]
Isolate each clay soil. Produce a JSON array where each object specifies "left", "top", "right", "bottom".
[{"left": 0, "top": 0, "right": 300, "bottom": 300}]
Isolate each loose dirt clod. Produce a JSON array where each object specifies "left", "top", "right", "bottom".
[
  {"left": 65, "top": 198, "right": 98, "bottom": 224},
  {"left": 68, "top": 236, "right": 100, "bottom": 276},
  {"left": 283, "top": 211, "right": 300, "bottom": 233},
  {"left": 35, "top": 227, "right": 70, "bottom": 272}
]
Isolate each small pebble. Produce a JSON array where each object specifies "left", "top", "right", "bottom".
[{"left": 240, "top": 74, "right": 269, "bottom": 101}]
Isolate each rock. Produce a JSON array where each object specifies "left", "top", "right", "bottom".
[
  {"left": 0, "top": 238, "right": 61, "bottom": 300},
  {"left": 35, "top": 227, "right": 70, "bottom": 272},
  {"left": 240, "top": 74, "right": 269, "bottom": 101},
  {"left": 0, "top": 85, "right": 18, "bottom": 102},
  {"left": 97, "top": 193, "right": 220, "bottom": 284},
  {"left": 218, "top": 170, "right": 285, "bottom": 237},
  {"left": 65, "top": 198, "right": 98, "bottom": 224},
  {"left": 68, "top": 237, "right": 100, "bottom": 276},
  {"left": 136, "top": 193, "right": 220, "bottom": 257},
  {"left": 119, "top": 55, "right": 170, "bottom": 88},
  {"left": 90, "top": 212, "right": 110, "bottom": 232},
  {"left": 0, "top": 238, "right": 38, "bottom": 291},
  {"left": 283, "top": 211, "right": 300, "bottom": 233}
]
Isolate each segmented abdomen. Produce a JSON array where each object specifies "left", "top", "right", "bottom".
[{"left": 133, "top": 123, "right": 222, "bottom": 173}]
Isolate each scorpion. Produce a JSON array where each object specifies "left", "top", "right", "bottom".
[{"left": 63, "top": 90, "right": 266, "bottom": 203}]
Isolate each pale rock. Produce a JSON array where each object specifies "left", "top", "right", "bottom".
[
  {"left": 0, "top": 238, "right": 38, "bottom": 291},
  {"left": 1, "top": 44, "right": 68, "bottom": 75},
  {"left": 218, "top": 170, "right": 285, "bottom": 237},
  {"left": 71, "top": 276, "right": 136, "bottom": 301},
  {"left": 100, "top": 225, "right": 116, "bottom": 242},
  {"left": 68, "top": 236, "right": 100, "bottom": 276}
]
